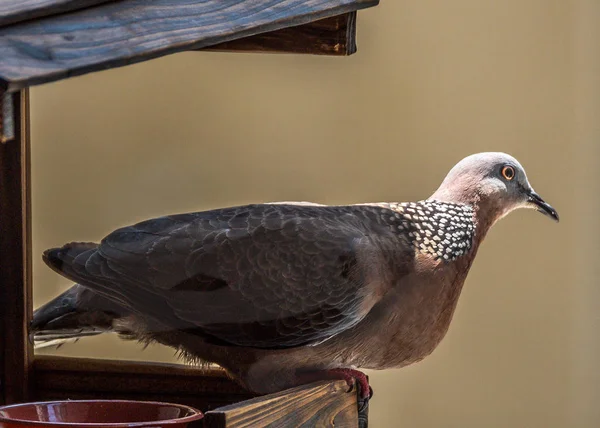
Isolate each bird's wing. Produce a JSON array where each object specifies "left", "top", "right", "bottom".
[{"left": 45, "top": 204, "right": 412, "bottom": 348}]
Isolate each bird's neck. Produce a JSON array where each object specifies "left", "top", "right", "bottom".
[{"left": 427, "top": 187, "right": 502, "bottom": 252}]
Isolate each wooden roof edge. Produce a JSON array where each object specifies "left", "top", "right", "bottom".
[
  {"left": 0, "top": 0, "right": 379, "bottom": 93},
  {"left": 203, "top": 12, "right": 358, "bottom": 56}
]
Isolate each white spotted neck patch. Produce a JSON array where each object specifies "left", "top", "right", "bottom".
[{"left": 384, "top": 200, "right": 476, "bottom": 261}]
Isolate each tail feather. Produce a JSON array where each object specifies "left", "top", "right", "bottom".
[
  {"left": 42, "top": 242, "right": 98, "bottom": 283},
  {"left": 33, "top": 328, "right": 106, "bottom": 349},
  {"left": 31, "top": 283, "right": 128, "bottom": 350}
]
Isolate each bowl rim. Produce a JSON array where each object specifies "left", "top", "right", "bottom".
[{"left": 0, "top": 399, "right": 204, "bottom": 427}]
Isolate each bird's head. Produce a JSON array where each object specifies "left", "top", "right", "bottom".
[{"left": 430, "top": 152, "right": 559, "bottom": 225}]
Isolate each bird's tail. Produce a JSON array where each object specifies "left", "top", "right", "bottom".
[{"left": 31, "top": 283, "right": 125, "bottom": 350}]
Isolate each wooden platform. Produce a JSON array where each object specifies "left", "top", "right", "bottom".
[{"left": 34, "top": 356, "right": 360, "bottom": 427}]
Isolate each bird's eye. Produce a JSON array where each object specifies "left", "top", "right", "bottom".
[{"left": 501, "top": 165, "right": 515, "bottom": 181}]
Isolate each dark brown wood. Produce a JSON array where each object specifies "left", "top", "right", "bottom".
[
  {"left": 0, "top": 0, "right": 116, "bottom": 27},
  {"left": 33, "top": 356, "right": 255, "bottom": 412},
  {"left": 205, "top": 12, "right": 357, "bottom": 56},
  {"left": 0, "top": 0, "right": 379, "bottom": 92},
  {"left": 0, "top": 90, "right": 33, "bottom": 405},
  {"left": 204, "top": 380, "right": 357, "bottom": 428}
]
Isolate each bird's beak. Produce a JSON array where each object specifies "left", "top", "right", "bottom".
[{"left": 528, "top": 191, "right": 559, "bottom": 222}]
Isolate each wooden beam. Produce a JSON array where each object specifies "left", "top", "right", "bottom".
[
  {"left": 0, "top": 0, "right": 116, "bottom": 27},
  {"left": 0, "top": 0, "right": 379, "bottom": 92},
  {"left": 33, "top": 356, "right": 255, "bottom": 412},
  {"left": 0, "top": 90, "right": 33, "bottom": 405},
  {"left": 203, "top": 380, "right": 358, "bottom": 428},
  {"left": 204, "top": 12, "right": 358, "bottom": 56}
]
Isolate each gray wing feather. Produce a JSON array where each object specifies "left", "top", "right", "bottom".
[{"left": 45, "top": 204, "right": 411, "bottom": 348}]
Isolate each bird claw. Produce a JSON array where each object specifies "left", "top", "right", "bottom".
[
  {"left": 357, "top": 394, "right": 370, "bottom": 428},
  {"left": 354, "top": 381, "right": 372, "bottom": 428},
  {"left": 296, "top": 368, "right": 372, "bottom": 426},
  {"left": 326, "top": 368, "right": 372, "bottom": 399},
  {"left": 322, "top": 368, "right": 372, "bottom": 427},
  {"left": 348, "top": 375, "right": 371, "bottom": 426}
]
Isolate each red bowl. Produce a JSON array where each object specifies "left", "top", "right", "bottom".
[{"left": 0, "top": 400, "right": 203, "bottom": 427}]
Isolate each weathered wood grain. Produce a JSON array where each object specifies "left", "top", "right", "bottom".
[
  {"left": 34, "top": 356, "right": 255, "bottom": 412},
  {"left": 203, "top": 380, "right": 358, "bottom": 428},
  {"left": 205, "top": 12, "right": 357, "bottom": 56},
  {"left": 0, "top": 0, "right": 116, "bottom": 27},
  {"left": 0, "top": 91, "right": 14, "bottom": 142},
  {"left": 0, "top": 0, "right": 379, "bottom": 92},
  {"left": 0, "top": 90, "right": 33, "bottom": 405}
]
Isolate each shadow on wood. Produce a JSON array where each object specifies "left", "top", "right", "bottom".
[{"left": 34, "top": 356, "right": 254, "bottom": 413}]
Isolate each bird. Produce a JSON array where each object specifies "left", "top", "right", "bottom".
[{"left": 32, "top": 152, "right": 558, "bottom": 406}]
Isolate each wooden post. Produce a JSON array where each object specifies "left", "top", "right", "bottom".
[{"left": 0, "top": 90, "right": 33, "bottom": 405}]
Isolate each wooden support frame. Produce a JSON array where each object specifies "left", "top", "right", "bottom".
[
  {"left": 33, "top": 357, "right": 360, "bottom": 426},
  {"left": 0, "top": 89, "right": 33, "bottom": 405},
  {"left": 0, "top": 1, "right": 379, "bottom": 424}
]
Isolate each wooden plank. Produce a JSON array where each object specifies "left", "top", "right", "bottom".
[
  {"left": 0, "top": 0, "right": 379, "bottom": 92},
  {"left": 205, "top": 12, "right": 357, "bottom": 56},
  {"left": 203, "top": 380, "right": 357, "bottom": 428},
  {"left": 0, "top": 0, "right": 116, "bottom": 27},
  {"left": 0, "top": 90, "right": 33, "bottom": 405},
  {"left": 33, "top": 356, "right": 255, "bottom": 412}
]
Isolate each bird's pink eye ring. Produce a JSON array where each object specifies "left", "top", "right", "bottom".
[{"left": 501, "top": 166, "right": 515, "bottom": 180}]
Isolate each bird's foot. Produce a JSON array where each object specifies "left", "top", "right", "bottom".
[
  {"left": 324, "top": 368, "right": 372, "bottom": 400},
  {"left": 296, "top": 368, "right": 372, "bottom": 427}
]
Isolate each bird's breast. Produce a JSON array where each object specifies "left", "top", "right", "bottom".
[{"left": 329, "top": 253, "right": 471, "bottom": 369}]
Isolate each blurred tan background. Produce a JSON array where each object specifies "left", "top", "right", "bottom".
[{"left": 30, "top": 1, "right": 599, "bottom": 427}]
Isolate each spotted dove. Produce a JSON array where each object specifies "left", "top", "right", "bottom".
[{"left": 32, "top": 152, "right": 558, "bottom": 404}]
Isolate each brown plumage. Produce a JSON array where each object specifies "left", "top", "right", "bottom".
[{"left": 32, "top": 152, "right": 558, "bottom": 398}]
